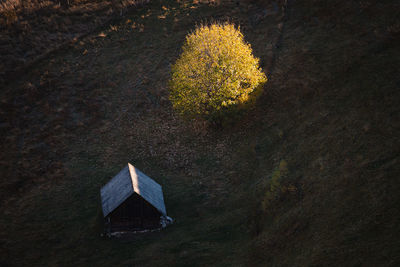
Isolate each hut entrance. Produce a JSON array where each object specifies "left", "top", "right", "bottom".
[{"left": 108, "top": 193, "right": 161, "bottom": 231}]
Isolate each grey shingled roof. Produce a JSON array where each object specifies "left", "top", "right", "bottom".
[{"left": 100, "top": 163, "right": 167, "bottom": 217}]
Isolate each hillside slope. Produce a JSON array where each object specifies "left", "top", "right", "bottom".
[
  {"left": 246, "top": 1, "right": 400, "bottom": 265},
  {"left": 0, "top": 0, "right": 399, "bottom": 266}
]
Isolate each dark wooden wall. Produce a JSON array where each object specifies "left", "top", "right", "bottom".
[{"left": 107, "top": 193, "right": 161, "bottom": 231}]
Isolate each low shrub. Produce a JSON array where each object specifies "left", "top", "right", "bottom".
[{"left": 261, "top": 160, "right": 298, "bottom": 211}]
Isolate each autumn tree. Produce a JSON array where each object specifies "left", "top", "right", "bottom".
[{"left": 169, "top": 23, "right": 267, "bottom": 122}]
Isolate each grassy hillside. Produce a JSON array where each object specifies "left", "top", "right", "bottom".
[
  {"left": 0, "top": 0, "right": 149, "bottom": 85},
  {"left": 0, "top": 0, "right": 399, "bottom": 266}
]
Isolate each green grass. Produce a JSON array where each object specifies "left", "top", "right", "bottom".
[{"left": 1, "top": 0, "right": 399, "bottom": 266}]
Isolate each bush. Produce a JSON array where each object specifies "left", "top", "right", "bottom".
[
  {"left": 261, "top": 160, "right": 299, "bottom": 212},
  {"left": 261, "top": 160, "right": 288, "bottom": 211},
  {"left": 169, "top": 23, "right": 267, "bottom": 121}
]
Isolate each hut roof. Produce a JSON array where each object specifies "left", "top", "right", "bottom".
[{"left": 100, "top": 163, "right": 167, "bottom": 217}]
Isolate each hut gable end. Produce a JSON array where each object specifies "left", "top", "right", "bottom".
[{"left": 100, "top": 163, "right": 167, "bottom": 218}]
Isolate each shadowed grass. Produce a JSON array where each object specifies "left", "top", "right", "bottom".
[{"left": 1, "top": 0, "right": 399, "bottom": 266}]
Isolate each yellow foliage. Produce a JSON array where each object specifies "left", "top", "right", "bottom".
[{"left": 169, "top": 23, "right": 267, "bottom": 120}]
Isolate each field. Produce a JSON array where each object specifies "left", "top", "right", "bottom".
[{"left": 0, "top": 0, "right": 399, "bottom": 266}]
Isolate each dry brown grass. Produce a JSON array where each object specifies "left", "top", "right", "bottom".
[
  {"left": 0, "top": 0, "right": 399, "bottom": 266},
  {"left": 0, "top": 0, "right": 150, "bottom": 86}
]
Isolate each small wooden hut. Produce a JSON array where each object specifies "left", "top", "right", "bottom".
[{"left": 100, "top": 163, "right": 170, "bottom": 234}]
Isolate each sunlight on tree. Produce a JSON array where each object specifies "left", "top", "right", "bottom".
[{"left": 169, "top": 23, "right": 267, "bottom": 122}]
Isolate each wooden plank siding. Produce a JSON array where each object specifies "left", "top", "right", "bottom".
[{"left": 107, "top": 193, "right": 160, "bottom": 231}]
